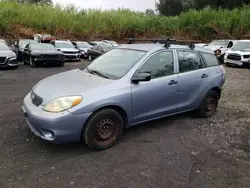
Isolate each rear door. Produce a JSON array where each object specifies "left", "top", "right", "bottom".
[
  {"left": 176, "top": 50, "right": 209, "bottom": 110},
  {"left": 131, "top": 50, "right": 179, "bottom": 124}
]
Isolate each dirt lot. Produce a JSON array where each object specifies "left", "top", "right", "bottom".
[{"left": 0, "top": 62, "right": 249, "bottom": 188}]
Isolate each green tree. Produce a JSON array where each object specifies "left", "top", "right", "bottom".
[
  {"left": 145, "top": 9, "right": 155, "bottom": 16},
  {"left": 156, "top": 0, "right": 183, "bottom": 16},
  {"left": 17, "top": 0, "right": 52, "bottom": 5}
]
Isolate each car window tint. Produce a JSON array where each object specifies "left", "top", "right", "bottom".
[
  {"left": 139, "top": 51, "right": 174, "bottom": 79},
  {"left": 177, "top": 50, "right": 204, "bottom": 73},
  {"left": 202, "top": 53, "right": 220, "bottom": 67}
]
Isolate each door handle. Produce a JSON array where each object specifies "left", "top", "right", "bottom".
[
  {"left": 169, "top": 80, "right": 178, "bottom": 85},
  {"left": 201, "top": 74, "right": 208, "bottom": 78}
]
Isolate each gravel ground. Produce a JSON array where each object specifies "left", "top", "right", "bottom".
[{"left": 0, "top": 62, "right": 249, "bottom": 188}]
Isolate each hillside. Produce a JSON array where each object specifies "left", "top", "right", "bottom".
[{"left": 1, "top": 1, "right": 250, "bottom": 41}]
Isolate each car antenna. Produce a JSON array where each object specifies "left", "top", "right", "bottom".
[
  {"left": 164, "top": 38, "right": 171, "bottom": 48},
  {"left": 189, "top": 43, "right": 195, "bottom": 50}
]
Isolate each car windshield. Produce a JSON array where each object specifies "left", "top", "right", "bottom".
[
  {"left": 76, "top": 42, "right": 92, "bottom": 48},
  {"left": 85, "top": 48, "right": 146, "bottom": 79},
  {"left": 20, "top": 40, "right": 36, "bottom": 48},
  {"left": 231, "top": 41, "right": 250, "bottom": 51},
  {"left": 55, "top": 42, "right": 75, "bottom": 48},
  {"left": 0, "top": 43, "right": 10, "bottom": 50},
  {"left": 31, "top": 43, "right": 56, "bottom": 51},
  {"left": 209, "top": 40, "right": 228, "bottom": 47}
]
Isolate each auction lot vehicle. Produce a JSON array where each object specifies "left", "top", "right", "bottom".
[
  {"left": 21, "top": 39, "right": 225, "bottom": 150},
  {"left": 102, "top": 40, "right": 119, "bottom": 47},
  {"left": 50, "top": 40, "right": 81, "bottom": 61},
  {"left": 87, "top": 41, "right": 113, "bottom": 61},
  {"left": 71, "top": 41, "right": 93, "bottom": 58},
  {"left": 0, "top": 42, "right": 18, "bottom": 68},
  {"left": 13, "top": 39, "right": 37, "bottom": 61},
  {"left": 34, "top": 34, "right": 56, "bottom": 43},
  {"left": 203, "top": 39, "right": 237, "bottom": 63},
  {"left": 224, "top": 40, "right": 250, "bottom": 68},
  {"left": 23, "top": 43, "right": 65, "bottom": 67}
]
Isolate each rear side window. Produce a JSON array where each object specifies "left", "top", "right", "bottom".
[
  {"left": 177, "top": 50, "right": 205, "bottom": 73},
  {"left": 202, "top": 53, "right": 220, "bottom": 67}
]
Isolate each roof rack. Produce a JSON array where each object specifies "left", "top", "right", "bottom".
[{"left": 125, "top": 38, "right": 201, "bottom": 50}]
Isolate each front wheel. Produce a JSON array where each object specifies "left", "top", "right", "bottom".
[
  {"left": 196, "top": 90, "right": 219, "bottom": 118},
  {"left": 83, "top": 109, "right": 124, "bottom": 150}
]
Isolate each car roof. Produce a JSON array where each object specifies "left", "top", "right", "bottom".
[
  {"left": 54, "top": 40, "right": 71, "bottom": 43},
  {"left": 117, "top": 43, "right": 214, "bottom": 54},
  {"left": 237, "top": 40, "right": 250, "bottom": 42}
]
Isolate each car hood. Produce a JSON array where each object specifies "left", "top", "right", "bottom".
[
  {"left": 204, "top": 45, "right": 224, "bottom": 51},
  {"left": 0, "top": 50, "right": 16, "bottom": 57},
  {"left": 227, "top": 49, "right": 250, "bottom": 55},
  {"left": 32, "top": 69, "right": 114, "bottom": 105},
  {"left": 57, "top": 48, "right": 79, "bottom": 53},
  {"left": 79, "top": 48, "right": 90, "bottom": 52}
]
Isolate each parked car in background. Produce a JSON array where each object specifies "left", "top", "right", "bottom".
[
  {"left": 203, "top": 39, "right": 237, "bottom": 63},
  {"left": 87, "top": 42, "right": 113, "bottom": 61},
  {"left": 34, "top": 34, "right": 56, "bottom": 43},
  {"left": 102, "top": 40, "right": 119, "bottom": 47},
  {"left": 0, "top": 42, "right": 18, "bottom": 68},
  {"left": 13, "top": 39, "right": 37, "bottom": 61},
  {"left": 195, "top": 43, "right": 207, "bottom": 48},
  {"left": 224, "top": 40, "right": 250, "bottom": 68},
  {"left": 50, "top": 40, "right": 80, "bottom": 61},
  {"left": 71, "top": 41, "right": 93, "bottom": 58},
  {"left": 21, "top": 40, "right": 225, "bottom": 150},
  {"left": 22, "top": 43, "right": 65, "bottom": 67}
]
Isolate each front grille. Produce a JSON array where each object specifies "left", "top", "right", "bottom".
[
  {"left": 31, "top": 91, "right": 43, "bottom": 106},
  {"left": 243, "top": 55, "right": 250, "bottom": 59},
  {"left": 41, "top": 54, "right": 60, "bottom": 59},
  {"left": 227, "top": 54, "right": 241, "bottom": 61},
  {"left": 0, "top": 57, "right": 6, "bottom": 64},
  {"left": 63, "top": 51, "right": 78, "bottom": 54}
]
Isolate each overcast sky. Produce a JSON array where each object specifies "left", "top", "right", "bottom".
[{"left": 53, "top": 0, "right": 156, "bottom": 12}]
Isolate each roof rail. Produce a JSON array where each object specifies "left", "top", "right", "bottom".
[{"left": 125, "top": 38, "right": 201, "bottom": 50}]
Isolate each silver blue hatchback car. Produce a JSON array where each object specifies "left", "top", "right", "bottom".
[{"left": 21, "top": 41, "right": 225, "bottom": 150}]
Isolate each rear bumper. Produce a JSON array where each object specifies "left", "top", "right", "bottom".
[{"left": 21, "top": 93, "right": 91, "bottom": 144}]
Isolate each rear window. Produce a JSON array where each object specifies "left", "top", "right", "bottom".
[{"left": 201, "top": 53, "right": 220, "bottom": 67}]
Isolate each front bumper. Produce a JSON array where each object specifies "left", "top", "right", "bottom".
[
  {"left": 63, "top": 53, "right": 81, "bottom": 61},
  {"left": 21, "top": 92, "right": 91, "bottom": 143},
  {"left": 0, "top": 57, "right": 18, "bottom": 67}
]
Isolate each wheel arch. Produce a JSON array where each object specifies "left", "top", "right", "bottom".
[{"left": 211, "top": 87, "right": 221, "bottom": 99}]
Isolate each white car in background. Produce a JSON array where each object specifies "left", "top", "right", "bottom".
[
  {"left": 224, "top": 40, "right": 250, "bottom": 68},
  {"left": 102, "top": 40, "right": 119, "bottom": 47},
  {"left": 203, "top": 39, "right": 238, "bottom": 63}
]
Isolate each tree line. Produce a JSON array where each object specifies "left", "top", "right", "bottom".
[{"left": 149, "top": 0, "right": 250, "bottom": 16}]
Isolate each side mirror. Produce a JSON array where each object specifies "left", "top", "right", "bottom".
[
  {"left": 132, "top": 73, "right": 151, "bottom": 83},
  {"left": 57, "top": 49, "right": 61, "bottom": 51}
]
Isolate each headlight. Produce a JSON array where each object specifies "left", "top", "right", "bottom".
[
  {"left": 43, "top": 96, "right": 82, "bottom": 113},
  {"left": 8, "top": 55, "right": 17, "bottom": 59}
]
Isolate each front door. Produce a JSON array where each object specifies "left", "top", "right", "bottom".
[
  {"left": 175, "top": 50, "right": 208, "bottom": 111},
  {"left": 131, "top": 50, "right": 179, "bottom": 124}
]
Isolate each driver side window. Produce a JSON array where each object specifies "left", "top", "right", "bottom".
[{"left": 138, "top": 51, "right": 174, "bottom": 79}]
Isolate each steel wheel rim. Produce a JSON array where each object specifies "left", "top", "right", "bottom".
[
  {"left": 205, "top": 97, "right": 216, "bottom": 112},
  {"left": 94, "top": 119, "right": 117, "bottom": 141}
]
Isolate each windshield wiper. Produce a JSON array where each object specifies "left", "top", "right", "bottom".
[{"left": 86, "top": 68, "right": 109, "bottom": 79}]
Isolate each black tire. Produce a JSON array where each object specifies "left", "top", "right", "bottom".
[
  {"left": 220, "top": 54, "right": 225, "bottom": 64},
  {"left": 83, "top": 109, "right": 124, "bottom": 150},
  {"left": 29, "top": 57, "right": 36, "bottom": 68},
  {"left": 197, "top": 90, "right": 219, "bottom": 118},
  {"left": 60, "top": 62, "right": 65, "bottom": 67}
]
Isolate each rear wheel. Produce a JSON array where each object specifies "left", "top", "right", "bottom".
[
  {"left": 197, "top": 90, "right": 219, "bottom": 118},
  {"left": 83, "top": 109, "right": 124, "bottom": 150}
]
